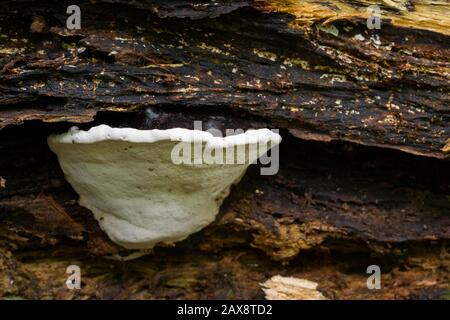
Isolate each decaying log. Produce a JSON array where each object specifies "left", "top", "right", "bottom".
[{"left": 0, "top": 0, "right": 449, "bottom": 299}]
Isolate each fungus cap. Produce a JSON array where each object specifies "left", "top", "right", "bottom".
[{"left": 48, "top": 125, "right": 281, "bottom": 250}]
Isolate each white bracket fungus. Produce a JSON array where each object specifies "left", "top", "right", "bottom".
[{"left": 48, "top": 125, "right": 281, "bottom": 250}]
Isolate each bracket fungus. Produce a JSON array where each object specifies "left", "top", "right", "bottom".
[{"left": 48, "top": 125, "right": 281, "bottom": 250}]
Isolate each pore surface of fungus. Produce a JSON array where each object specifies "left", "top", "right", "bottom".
[{"left": 48, "top": 125, "right": 281, "bottom": 250}]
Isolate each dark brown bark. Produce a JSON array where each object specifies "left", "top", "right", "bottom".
[{"left": 0, "top": 0, "right": 449, "bottom": 299}]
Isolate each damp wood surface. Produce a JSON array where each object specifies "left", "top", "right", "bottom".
[{"left": 0, "top": 0, "right": 449, "bottom": 299}]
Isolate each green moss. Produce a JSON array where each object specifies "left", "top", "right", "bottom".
[
  {"left": 61, "top": 42, "right": 76, "bottom": 51},
  {"left": 283, "top": 57, "right": 309, "bottom": 69},
  {"left": 252, "top": 48, "right": 277, "bottom": 61},
  {"left": 316, "top": 23, "right": 339, "bottom": 37}
]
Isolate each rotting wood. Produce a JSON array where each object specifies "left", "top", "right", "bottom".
[{"left": 0, "top": 0, "right": 449, "bottom": 299}]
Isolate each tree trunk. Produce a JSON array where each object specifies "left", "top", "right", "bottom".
[{"left": 0, "top": 0, "right": 448, "bottom": 299}]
